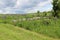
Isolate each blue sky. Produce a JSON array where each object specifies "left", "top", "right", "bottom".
[{"left": 0, "top": 0, "right": 52, "bottom": 14}]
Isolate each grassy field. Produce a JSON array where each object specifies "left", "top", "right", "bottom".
[
  {"left": 15, "top": 18, "right": 60, "bottom": 38},
  {"left": 0, "top": 24, "right": 59, "bottom": 40},
  {"left": 0, "top": 14, "right": 60, "bottom": 40}
]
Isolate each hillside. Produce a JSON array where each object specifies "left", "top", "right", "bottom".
[{"left": 0, "top": 24, "right": 59, "bottom": 40}]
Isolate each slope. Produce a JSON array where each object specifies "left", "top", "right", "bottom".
[{"left": 0, "top": 24, "right": 59, "bottom": 40}]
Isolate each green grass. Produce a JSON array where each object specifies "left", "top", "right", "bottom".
[
  {"left": 0, "top": 24, "right": 59, "bottom": 40},
  {"left": 15, "top": 18, "right": 60, "bottom": 38},
  {"left": 0, "top": 14, "right": 60, "bottom": 40}
]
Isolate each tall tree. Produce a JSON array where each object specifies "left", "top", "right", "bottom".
[{"left": 52, "top": 0, "right": 59, "bottom": 17}]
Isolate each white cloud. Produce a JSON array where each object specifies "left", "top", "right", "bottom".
[
  {"left": 0, "top": 0, "right": 53, "bottom": 14},
  {"left": 14, "top": 0, "right": 29, "bottom": 8},
  {"left": 0, "top": 10, "right": 3, "bottom": 13},
  {"left": 25, "top": 0, "right": 53, "bottom": 13}
]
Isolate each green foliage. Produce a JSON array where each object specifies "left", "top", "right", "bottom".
[
  {"left": 15, "top": 18, "right": 60, "bottom": 38},
  {"left": 37, "top": 11, "right": 40, "bottom": 16},
  {"left": 52, "top": 0, "right": 60, "bottom": 17}
]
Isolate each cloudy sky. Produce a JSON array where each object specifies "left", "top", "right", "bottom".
[{"left": 0, "top": 0, "right": 52, "bottom": 14}]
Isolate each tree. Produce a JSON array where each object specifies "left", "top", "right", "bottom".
[
  {"left": 52, "top": 0, "right": 59, "bottom": 17},
  {"left": 37, "top": 11, "right": 40, "bottom": 17},
  {"left": 37, "top": 11, "right": 40, "bottom": 13}
]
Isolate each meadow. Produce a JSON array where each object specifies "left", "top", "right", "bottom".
[
  {"left": 0, "top": 24, "right": 59, "bottom": 40},
  {"left": 0, "top": 12, "right": 60, "bottom": 40}
]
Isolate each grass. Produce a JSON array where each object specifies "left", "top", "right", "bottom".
[
  {"left": 15, "top": 18, "right": 60, "bottom": 38},
  {"left": 0, "top": 14, "right": 60, "bottom": 40},
  {"left": 0, "top": 24, "right": 60, "bottom": 40}
]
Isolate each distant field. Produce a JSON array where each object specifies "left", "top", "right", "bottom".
[{"left": 0, "top": 24, "right": 59, "bottom": 40}]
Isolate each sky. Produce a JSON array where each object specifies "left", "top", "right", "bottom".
[{"left": 0, "top": 0, "right": 52, "bottom": 14}]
